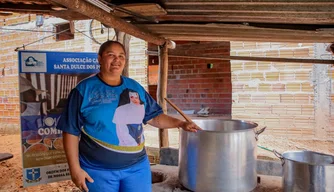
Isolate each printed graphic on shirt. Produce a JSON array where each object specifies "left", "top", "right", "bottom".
[
  {"left": 112, "top": 89, "right": 145, "bottom": 146},
  {"left": 88, "top": 89, "right": 117, "bottom": 105}
]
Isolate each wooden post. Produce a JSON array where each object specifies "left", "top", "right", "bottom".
[
  {"left": 116, "top": 30, "right": 131, "bottom": 77},
  {"left": 157, "top": 44, "right": 169, "bottom": 148}
]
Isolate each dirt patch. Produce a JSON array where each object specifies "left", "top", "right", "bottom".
[{"left": 0, "top": 134, "right": 78, "bottom": 192}]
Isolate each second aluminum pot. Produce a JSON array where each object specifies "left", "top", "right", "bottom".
[{"left": 274, "top": 150, "right": 334, "bottom": 192}]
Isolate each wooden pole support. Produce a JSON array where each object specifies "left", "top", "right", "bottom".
[{"left": 157, "top": 44, "right": 169, "bottom": 148}]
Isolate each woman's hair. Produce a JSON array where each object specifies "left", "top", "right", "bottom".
[
  {"left": 117, "top": 88, "right": 144, "bottom": 107},
  {"left": 98, "top": 41, "right": 126, "bottom": 56}
]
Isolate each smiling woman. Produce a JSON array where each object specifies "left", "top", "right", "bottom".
[{"left": 57, "top": 40, "right": 200, "bottom": 192}]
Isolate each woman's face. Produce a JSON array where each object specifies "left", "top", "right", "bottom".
[{"left": 98, "top": 43, "right": 126, "bottom": 76}]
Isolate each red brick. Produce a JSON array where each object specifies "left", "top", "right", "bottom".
[
  {"left": 272, "top": 84, "right": 285, "bottom": 92},
  {"left": 286, "top": 83, "right": 301, "bottom": 92},
  {"left": 257, "top": 62, "right": 271, "bottom": 71},
  {"left": 244, "top": 62, "right": 257, "bottom": 71},
  {"left": 295, "top": 71, "right": 311, "bottom": 81},
  {"left": 166, "top": 42, "right": 231, "bottom": 114},
  {"left": 252, "top": 95, "right": 266, "bottom": 103},
  {"left": 258, "top": 84, "right": 271, "bottom": 92},
  {"left": 266, "top": 72, "right": 279, "bottom": 81},
  {"left": 280, "top": 94, "right": 294, "bottom": 103},
  {"left": 301, "top": 83, "right": 313, "bottom": 92},
  {"left": 286, "top": 105, "right": 302, "bottom": 115},
  {"left": 265, "top": 94, "right": 280, "bottom": 103},
  {"left": 272, "top": 105, "right": 286, "bottom": 115},
  {"left": 251, "top": 72, "right": 264, "bottom": 81}
]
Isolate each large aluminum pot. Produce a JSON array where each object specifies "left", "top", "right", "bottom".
[
  {"left": 178, "top": 119, "right": 266, "bottom": 192},
  {"left": 274, "top": 150, "right": 334, "bottom": 192}
]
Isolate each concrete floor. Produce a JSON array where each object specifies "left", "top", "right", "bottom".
[{"left": 151, "top": 164, "right": 283, "bottom": 192}]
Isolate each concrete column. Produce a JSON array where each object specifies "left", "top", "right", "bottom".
[
  {"left": 84, "top": 21, "right": 93, "bottom": 52},
  {"left": 313, "top": 43, "right": 331, "bottom": 139}
]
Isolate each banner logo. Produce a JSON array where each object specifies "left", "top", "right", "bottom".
[
  {"left": 21, "top": 52, "right": 47, "bottom": 73},
  {"left": 25, "top": 168, "right": 42, "bottom": 183}
]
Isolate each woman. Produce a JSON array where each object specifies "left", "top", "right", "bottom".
[{"left": 57, "top": 41, "right": 200, "bottom": 192}]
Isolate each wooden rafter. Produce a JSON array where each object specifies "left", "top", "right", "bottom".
[
  {"left": 163, "top": 0, "right": 334, "bottom": 3},
  {"left": 0, "top": 3, "right": 52, "bottom": 12},
  {"left": 157, "top": 13, "right": 334, "bottom": 25},
  {"left": 138, "top": 24, "right": 334, "bottom": 43},
  {"left": 50, "top": 0, "right": 175, "bottom": 48},
  {"left": 0, "top": 0, "right": 48, "bottom": 4},
  {"left": 0, "top": 12, "right": 13, "bottom": 16},
  {"left": 51, "top": 11, "right": 89, "bottom": 20},
  {"left": 147, "top": 51, "right": 334, "bottom": 64}
]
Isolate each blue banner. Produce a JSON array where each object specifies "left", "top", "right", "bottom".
[
  {"left": 19, "top": 50, "right": 98, "bottom": 187},
  {"left": 19, "top": 50, "right": 100, "bottom": 74}
]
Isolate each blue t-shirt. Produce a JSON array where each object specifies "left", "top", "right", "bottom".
[{"left": 57, "top": 75, "right": 163, "bottom": 169}]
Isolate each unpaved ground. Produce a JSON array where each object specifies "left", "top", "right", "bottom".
[
  {"left": 0, "top": 134, "right": 78, "bottom": 192},
  {"left": 1, "top": 127, "right": 333, "bottom": 192}
]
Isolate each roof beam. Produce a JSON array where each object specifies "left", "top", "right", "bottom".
[
  {"left": 157, "top": 14, "right": 334, "bottom": 25},
  {"left": 137, "top": 24, "right": 334, "bottom": 43},
  {"left": 50, "top": 10, "right": 89, "bottom": 20},
  {"left": 0, "top": 3, "right": 52, "bottom": 12},
  {"left": 50, "top": 0, "right": 175, "bottom": 48},
  {"left": 163, "top": 0, "right": 334, "bottom": 2},
  {"left": 0, "top": 12, "right": 13, "bottom": 16},
  {"left": 2, "top": 0, "right": 48, "bottom": 4},
  {"left": 147, "top": 51, "right": 334, "bottom": 64},
  {"left": 165, "top": 4, "right": 334, "bottom": 13},
  {"left": 165, "top": 2, "right": 334, "bottom": 5},
  {"left": 157, "top": 34, "right": 334, "bottom": 43}
]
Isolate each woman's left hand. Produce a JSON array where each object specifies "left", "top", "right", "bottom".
[{"left": 179, "top": 121, "right": 202, "bottom": 132}]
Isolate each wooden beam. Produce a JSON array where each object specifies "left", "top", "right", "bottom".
[
  {"left": 163, "top": 0, "right": 334, "bottom": 2},
  {"left": 3, "top": 0, "right": 48, "bottom": 4},
  {"left": 0, "top": 12, "right": 13, "bottom": 16},
  {"left": 51, "top": 10, "right": 89, "bottom": 20},
  {"left": 147, "top": 51, "right": 334, "bottom": 64},
  {"left": 50, "top": 0, "right": 175, "bottom": 49},
  {"left": 157, "top": 14, "right": 334, "bottom": 25},
  {"left": 165, "top": 4, "right": 334, "bottom": 13},
  {"left": 159, "top": 34, "right": 334, "bottom": 43},
  {"left": 137, "top": 24, "right": 334, "bottom": 43},
  {"left": 140, "top": 24, "right": 334, "bottom": 36},
  {"left": 0, "top": 3, "right": 52, "bottom": 12},
  {"left": 167, "top": 11, "right": 334, "bottom": 18},
  {"left": 114, "top": 3, "right": 167, "bottom": 17},
  {"left": 165, "top": 0, "right": 333, "bottom": 1},
  {"left": 165, "top": 2, "right": 334, "bottom": 5},
  {"left": 157, "top": 44, "right": 169, "bottom": 148}
]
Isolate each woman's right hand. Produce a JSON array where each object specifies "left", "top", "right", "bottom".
[{"left": 71, "top": 168, "right": 94, "bottom": 192}]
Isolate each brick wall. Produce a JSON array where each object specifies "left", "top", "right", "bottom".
[
  {"left": 166, "top": 41, "right": 232, "bottom": 114},
  {"left": 231, "top": 42, "right": 318, "bottom": 138},
  {"left": 0, "top": 14, "right": 147, "bottom": 134}
]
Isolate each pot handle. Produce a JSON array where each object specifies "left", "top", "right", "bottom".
[
  {"left": 273, "top": 150, "right": 285, "bottom": 166},
  {"left": 255, "top": 126, "right": 267, "bottom": 141}
]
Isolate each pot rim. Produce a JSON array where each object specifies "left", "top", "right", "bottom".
[
  {"left": 281, "top": 150, "right": 334, "bottom": 166},
  {"left": 191, "top": 119, "right": 260, "bottom": 133}
]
